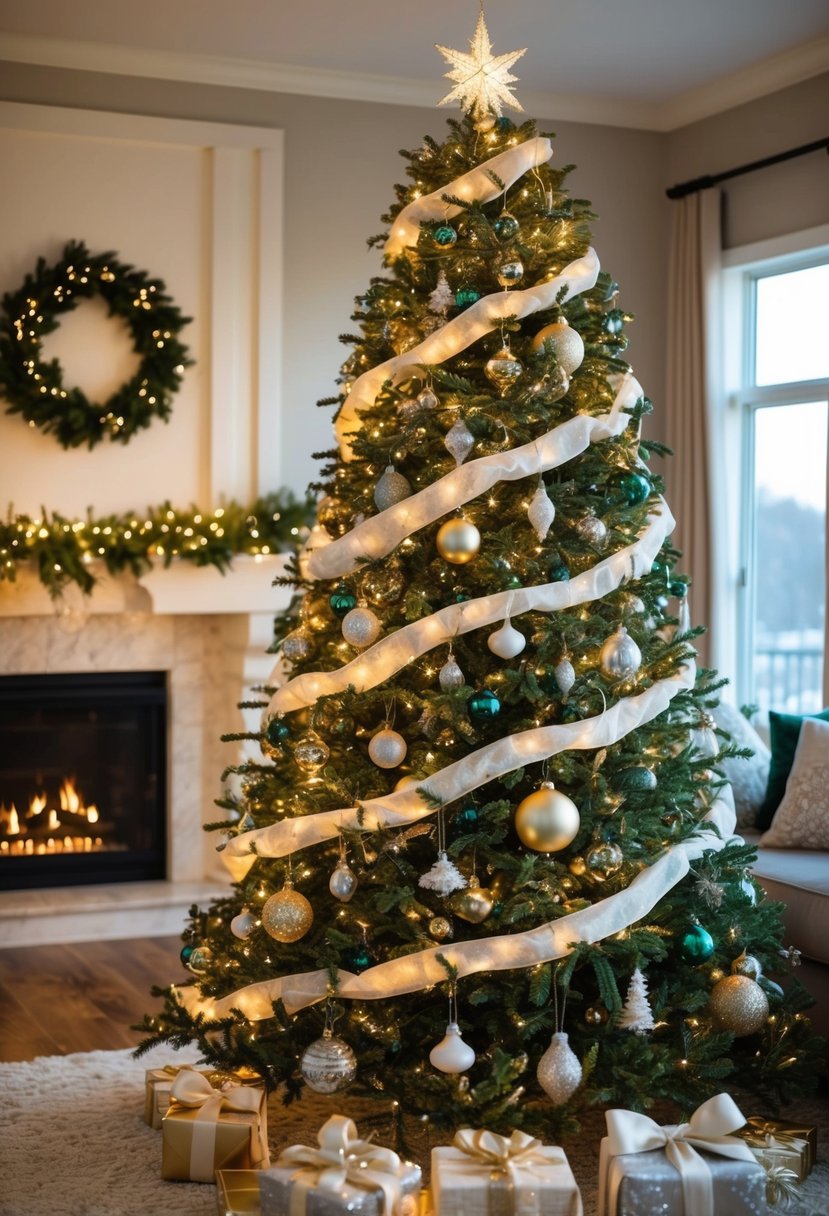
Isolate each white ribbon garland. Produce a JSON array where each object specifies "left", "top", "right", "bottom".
[
  {"left": 230, "top": 656, "right": 693, "bottom": 882},
  {"left": 385, "top": 136, "right": 553, "bottom": 258},
  {"left": 311, "top": 372, "right": 638, "bottom": 580},
  {"left": 598, "top": 1093, "right": 757, "bottom": 1216},
  {"left": 179, "top": 783, "right": 735, "bottom": 1021},
  {"left": 334, "top": 246, "right": 600, "bottom": 459},
  {"left": 270, "top": 497, "right": 672, "bottom": 718}
]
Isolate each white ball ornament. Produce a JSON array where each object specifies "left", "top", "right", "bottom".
[
  {"left": 368, "top": 726, "right": 408, "bottom": 769},
  {"left": 230, "top": 907, "right": 256, "bottom": 940},
  {"left": 429, "top": 1022, "right": 476, "bottom": 1074},
  {"left": 515, "top": 782, "right": 580, "bottom": 852},
  {"left": 536, "top": 1031, "right": 582, "bottom": 1105},
  {"left": 487, "top": 619, "right": 526, "bottom": 659},
  {"left": 600, "top": 626, "right": 642, "bottom": 679},
  {"left": 342, "top": 605, "right": 382, "bottom": 648}
]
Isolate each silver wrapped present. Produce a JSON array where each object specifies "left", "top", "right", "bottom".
[{"left": 261, "top": 1115, "right": 421, "bottom": 1216}]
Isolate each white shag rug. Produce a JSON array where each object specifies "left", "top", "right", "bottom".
[{"left": 2, "top": 1044, "right": 829, "bottom": 1216}]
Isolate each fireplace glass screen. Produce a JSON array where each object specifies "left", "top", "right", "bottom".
[{"left": 0, "top": 672, "right": 166, "bottom": 890}]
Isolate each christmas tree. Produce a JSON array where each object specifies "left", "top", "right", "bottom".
[{"left": 139, "top": 14, "right": 821, "bottom": 1131}]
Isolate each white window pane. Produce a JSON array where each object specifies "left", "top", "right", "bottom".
[
  {"left": 752, "top": 400, "right": 826, "bottom": 714},
  {"left": 755, "top": 264, "right": 829, "bottom": 386}
]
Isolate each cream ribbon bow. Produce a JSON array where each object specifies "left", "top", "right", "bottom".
[
  {"left": 276, "top": 1114, "right": 405, "bottom": 1216},
  {"left": 169, "top": 1068, "right": 267, "bottom": 1181},
  {"left": 598, "top": 1093, "right": 757, "bottom": 1216},
  {"left": 453, "top": 1128, "right": 565, "bottom": 1178}
]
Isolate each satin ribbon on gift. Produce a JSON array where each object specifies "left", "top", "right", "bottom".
[
  {"left": 450, "top": 1128, "right": 577, "bottom": 1216},
  {"left": 597, "top": 1093, "right": 757, "bottom": 1216},
  {"left": 169, "top": 1069, "right": 268, "bottom": 1183},
  {"left": 276, "top": 1114, "right": 406, "bottom": 1216}
]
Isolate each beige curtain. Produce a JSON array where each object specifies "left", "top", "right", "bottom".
[{"left": 664, "top": 189, "right": 722, "bottom": 670}]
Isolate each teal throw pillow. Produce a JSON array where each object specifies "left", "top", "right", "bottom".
[{"left": 756, "top": 706, "right": 829, "bottom": 830}]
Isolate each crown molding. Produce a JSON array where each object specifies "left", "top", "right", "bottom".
[{"left": 0, "top": 30, "right": 827, "bottom": 133}]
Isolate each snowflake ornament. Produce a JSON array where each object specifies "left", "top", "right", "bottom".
[{"left": 436, "top": 12, "right": 526, "bottom": 126}]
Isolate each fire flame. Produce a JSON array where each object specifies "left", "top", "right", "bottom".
[{"left": 1, "top": 778, "right": 102, "bottom": 854}]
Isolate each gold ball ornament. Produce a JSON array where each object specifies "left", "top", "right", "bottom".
[
  {"left": 708, "top": 975, "right": 769, "bottom": 1036},
  {"left": 429, "top": 916, "right": 453, "bottom": 940},
  {"left": 515, "top": 781, "right": 580, "bottom": 852},
  {"left": 261, "top": 881, "right": 314, "bottom": 943},
  {"left": 436, "top": 517, "right": 481, "bottom": 564},
  {"left": 450, "top": 875, "right": 494, "bottom": 923},
  {"left": 530, "top": 319, "right": 585, "bottom": 375},
  {"left": 293, "top": 730, "right": 330, "bottom": 773},
  {"left": 317, "top": 495, "right": 352, "bottom": 538},
  {"left": 484, "top": 346, "right": 523, "bottom": 395}
]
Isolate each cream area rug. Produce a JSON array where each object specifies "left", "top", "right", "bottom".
[{"left": 2, "top": 1043, "right": 829, "bottom": 1216}]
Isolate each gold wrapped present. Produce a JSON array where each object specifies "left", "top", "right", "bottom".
[
  {"left": 161, "top": 1070, "right": 270, "bottom": 1183},
  {"left": 216, "top": 1169, "right": 263, "bottom": 1215},
  {"left": 740, "top": 1116, "right": 816, "bottom": 1177},
  {"left": 144, "top": 1064, "right": 215, "bottom": 1129},
  {"left": 432, "top": 1128, "right": 582, "bottom": 1216}
]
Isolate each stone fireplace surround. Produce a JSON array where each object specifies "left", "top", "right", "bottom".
[{"left": 0, "top": 555, "right": 291, "bottom": 946}]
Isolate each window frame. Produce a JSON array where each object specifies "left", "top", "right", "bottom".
[{"left": 720, "top": 226, "right": 829, "bottom": 717}]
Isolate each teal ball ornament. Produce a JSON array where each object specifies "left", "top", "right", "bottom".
[
  {"left": 468, "top": 688, "right": 501, "bottom": 720},
  {"left": 456, "top": 804, "right": 479, "bottom": 828},
  {"left": 262, "top": 714, "right": 290, "bottom": 758},
  {"left": 670, "top": 579, "right": 687, "bottom": 598},
  {"left": 616, "top": 766, "right": 657, "bottom": 793},
  {"left": 494, "top": 212, "right": 520, "bottom": 240},
  {"left": 681, "top": 923, "right": 715, "bottom": 962},
  {"left": 603, "top": 308, "right": 625, "bottom": 335},
  {"left": 455, "top": 286, "right": 481, "bottom": 310},
  {"left": 343, "top": 945, "right": 374, "bottom": 973},
  {"left": 549, "top": 560, "right": 570, "bottom": 582},
  {"left": 618, "top": 471, "right": 652, "bottom": 505},
  {"left": 180, "top": 943, "right": 195, "bottom": 968},
  {"left": 185, "top": 944, "right": 214, "bottom": 974},
  {"left": 433, "top": 223, "right": 458, "bottom": 247},
  {"left": 330, "top": 584, "right": 357, "bottom": 618}
]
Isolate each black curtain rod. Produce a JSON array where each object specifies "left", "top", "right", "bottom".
[{"left": 666, "top": 136, "right": 829, "bottom": 200}]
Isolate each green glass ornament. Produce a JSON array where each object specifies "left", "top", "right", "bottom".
[
  {"left": 670, "top": 579, "right": 687, "bottom": 598},
  {"left": 549, "top": 560, "right": 570, "bottom": 582},
  {"left": 494, "top": 212, "right": 520, "bottom": 240},
  {"left": 455, "top": 286, "right": 481, "bottom": 310},
  {"left": 453, "top": 589, "right": 472, "bottom": 603},
  {"left": 265, "top": 716, "right": 290, "bottom": 745},
  {"left": 505, "top": 575, "right": 523, "bottom": 590},
  {"left": 680, "top": 922, "right": 715, "bottom": 962},
  {"left": 186, "top": 944, "right": 214, "bottom": 974},
  {"left": 330, "top": 584, "right": 358, "bottom": 618},
  {"left": 618, "top": 471, "right": 652, "bottom": 505},
  {"left": 180, "top": 943, "right": 195, "bottom": 968},
  {"left": 616, "top": 766, "right": 657, "bottom": 793},
  {"left": 468, "top": 688, "right": 501, "bottom": 720},
  {"left": 433, "top": 223, "right": 458, "bottom": 247},
  {"left": 343, "top": 945, "right": 374, "bottom": 972},
  {"left": 456, "top": 805, "right": 479, "bottom": 828},
  {"left": 604, "top": 309, "right": 625, "bottom": 335}
]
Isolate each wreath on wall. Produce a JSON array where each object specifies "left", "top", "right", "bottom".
[{"left": 0, "top": 239, "right": 192, "bottom": 449}]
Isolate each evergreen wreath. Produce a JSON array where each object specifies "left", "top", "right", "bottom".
[{"left": 0, "top": 239, "right": 192, "bottom": 449}]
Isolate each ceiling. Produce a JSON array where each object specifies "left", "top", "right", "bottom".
[{"left": 1, "top": 0, "right": 828, "bottom": 130}]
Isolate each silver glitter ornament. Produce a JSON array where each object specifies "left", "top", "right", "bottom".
[
  {"left": 487, "top": 618, "right": 526, "bottom": 659},
  {"left": 300, "top": 1029, "right": 357, "bottom": 1093},
  {"left": 417, "top": 386, "right": 439, "bottom": 411},
  {"left": 439, "top": 657, "right": 465, "bottom": 690},
  {"left": 600, "top": 626, "right": 642, "bottom": 679},
  {"left": 261, "top": 881, "right": 314, "bottom": 942},
  {"left": 293, "top": 730, "right": 330, "bottom": 773},
  {"left": 430, "top": 1022, "right": 475, "bottom": 1074},
  {"left": 553, "top": 658, "right": 576, "bottom": 696},
  {"left": 329, "top": 859, "right": 358, "bottom": 903},
  {"left": 574, "top": 513, "right": 608, "bottom": 547},
  {"left": 419, "top": 850, "right": 467, "bottom": 896},
  {"left": 536, "top": 1031, "right": 582, "bottom": 1105},
  {"left": 374, "top": 465, "right": 411, "bottom": 511},
  {"left": 444, "top": 418, "right": 475, "bottom": 465},
  {"left": 708, "top": 975, "right": 769, "bottom": 1036},
  {"left": 282, "top": 628, "right": 313, "bottom": 661},
  {"left": 730, "top": 951, "right": 763, "bottom": 981},
  {"left": 484, "top": 346, "right": 523, "bottom": 395},
  {"left": 527, "top": 481, "right": 555, "bottom": 540},
  {"left": 368, "top": 726, "right": 408, "bottom": 769},
  {"left": 230, "top": 907, "right": 256, "bottom": 940},
  {"left": 398, "top": 396, "right": 423, "bottom": 422},
  {"left": 342, "top": 605, "right": 382, "bottom": 648}
]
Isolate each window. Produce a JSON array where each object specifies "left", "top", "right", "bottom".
[{"left": 723, "top": 237, "right": 829, "bottom": 719}]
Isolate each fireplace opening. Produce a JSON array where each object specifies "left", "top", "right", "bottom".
[{"left": 0, "top": 672, "right": 166, "bottom": 890}]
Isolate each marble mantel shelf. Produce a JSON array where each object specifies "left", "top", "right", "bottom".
[{"left": 0, "top": 552, "right": 292, "bottom": 620}]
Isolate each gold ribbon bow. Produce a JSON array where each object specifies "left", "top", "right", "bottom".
[
  {"left": 598, "top": 1093, "right": 758, "bottom": 1216},
  {"left": 451, "top": 1128, "right": 568, "bottom": 1216},
  {"left": 276, "top": 1114, "right": 405, "bottom": 1216},
  {"left": 169, "top": 1068, "right": 267, "bottom": 1182}
]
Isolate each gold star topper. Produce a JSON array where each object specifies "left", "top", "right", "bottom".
[{"left": 436, "top": 10, "right": 526, "bottom": 127}]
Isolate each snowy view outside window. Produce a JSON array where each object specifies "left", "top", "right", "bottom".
[{"left": 750, "top": 262, "right": 829, "bottom": 714}]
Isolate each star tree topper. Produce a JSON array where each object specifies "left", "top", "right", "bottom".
[{"left": 436, "top": 11, "right": 526, "bottom": 127}]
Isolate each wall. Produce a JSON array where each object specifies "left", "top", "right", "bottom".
[{"left": 0, "top": 62, "right": 670, "bottom": 500}]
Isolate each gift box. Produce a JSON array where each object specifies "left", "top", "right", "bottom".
[
  {"left": 738, "top": 1116, "right": 816, "bottom": 1178},
  {"left": 161, "top": 1070, "right": 270, "bottom": 1183},
  {"left": 216, "top": 1169, "right": 263, "bottom": 1216},
  {"left": 261, "top": 1114, "right": 421, "bottom": 1216},
  {"left": 144, "top": 1064, "right": 218, "bottom": 1129},
  {"left": 597, "top": 1094, "right": 768, "bottom": 1216},
  {"left": 432, "top": 1128, "right": 583, "bottom": 1216}
]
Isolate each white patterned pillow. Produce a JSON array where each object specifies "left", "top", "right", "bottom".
[
  {"left": 759, "top": 717, "right": 829, "bottom": 849},
  {"left": 712, "top": 701, "right": 770, "bottom": 828}
]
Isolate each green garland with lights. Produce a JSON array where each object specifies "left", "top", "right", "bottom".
[
  {"left": 0, "top": 492, "right": 314, "bottom": 599},
  {"left": 0, "top": 239, "right": 192, "bottom": 449}
]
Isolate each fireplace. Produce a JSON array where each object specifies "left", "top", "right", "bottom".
[{"left": 0, "top": 671, "right": 166, "bottom": 891}]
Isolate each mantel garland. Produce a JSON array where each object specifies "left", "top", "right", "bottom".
[
  {"left": 0, "top": 492, "right": 314, "bottom": 599},
  {"left": 0, "top": 240, "right": 193, "bottom": 449}
]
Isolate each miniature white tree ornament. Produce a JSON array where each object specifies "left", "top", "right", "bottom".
[{"left": 618, "top": 967, "right": 655, "bottom": 1034}]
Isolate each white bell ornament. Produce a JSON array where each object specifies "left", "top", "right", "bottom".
[
  {"left": 487, "top": 618, "right": 526, "bottom": 659},
  {"left": 429, "top": 1022, "right": 476, "bottom": 1074}
]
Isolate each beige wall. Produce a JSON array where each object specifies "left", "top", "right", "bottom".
[{"left": 0, "top": 62, "right": 669, "bottom": 497}]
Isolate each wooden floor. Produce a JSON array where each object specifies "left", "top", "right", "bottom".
[{"left": 0, "top": 935, "right": 184, "bottom": 1062}]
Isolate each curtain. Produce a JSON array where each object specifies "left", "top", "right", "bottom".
[{"left": 664, "top": 189, "right": 722, "bottom": 671}]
